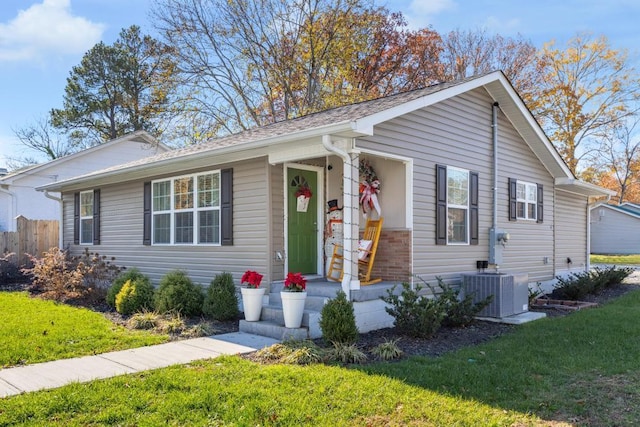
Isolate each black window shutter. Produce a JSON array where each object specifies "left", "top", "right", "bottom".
[
  {"left": 470, "top": 171, "right": 479, "bottom": 245},
  {"left": 221, "top": 168, "right": 233, "bottom": 246},
  {"left": 73, "top": 192, "right": 80, "bottom": 245},
  {"left": 537, "top": 183, "right": 544, "bottom": 223},
  {"left": 435, "top": 165, "right": 447, "bottom": 245},
  {"left": 93, "top": 189, "right": 100, "bottom": 245},
  {"left": 143, "top": 182, "right": 151, "bottom": 245},
  {"left": 508, "top": 178, "right": 517, "bottom": 221}
]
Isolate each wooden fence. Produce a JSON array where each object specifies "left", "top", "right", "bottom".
[{"left": 0, "top": 216, "right": 59, "bottom": 266}]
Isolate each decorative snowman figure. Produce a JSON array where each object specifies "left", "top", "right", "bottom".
[{"left": 324, "top": 199, "right": 343, "bottom": 278}]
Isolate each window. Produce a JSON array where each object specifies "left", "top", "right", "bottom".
[
  {"left": 436, "top": 165, "right": 478, "bottom": 246},
  {"left": 516, "top": 181, "right": 537, "bottom": 220},
  {"left": 151, "top": 171, "right": 220, "bottom": 245},
  {"left": 447, "top": 167, "right": 469, "bottom": 244},
  {"left": 509, "top": 178, "right": 543, "bottom": 223},
  {"left": 74, "top": 189, "right": 100, "bottom": 245},
  {"left": 79, "top": 191, "right": 94, "bottom": 244}
]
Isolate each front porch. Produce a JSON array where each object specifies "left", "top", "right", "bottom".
[{"left": 238, "top": 279, "right": 400, "bottom": 340}]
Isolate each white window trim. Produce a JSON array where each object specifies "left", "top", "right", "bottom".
[
  {"left": 516, "top": 180, "right": 537, "bottom": 221},
  {"left": 151, "top": 170, "right": 221, "bottom": 246},
  {"left": 79, "top": 190, "right": 93, "bottom": 245},
  {"left": 446, "top": 166, "right": 470, "bottom": 245}
]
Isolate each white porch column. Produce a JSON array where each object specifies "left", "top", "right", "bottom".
[{"left": 341, "top": 150, "right": 360, "bottom": 293}]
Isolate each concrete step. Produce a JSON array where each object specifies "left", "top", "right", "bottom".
[
  {"left": 239, "top": 320, "right": 309, "bottom": 341},
  {"left": 270, "top": 282, "right": 343, "bottom": 298},
  {"left": 268, "top": 292, "right": 327, "bottom": 311}
]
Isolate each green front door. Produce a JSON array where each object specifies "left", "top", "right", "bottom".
[{"left": 287, "top": 168, "right": 318, "bottom": 274}]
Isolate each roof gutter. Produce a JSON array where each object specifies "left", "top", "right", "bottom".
[{"left": 322, "top": 135, "right": 358, "bottom": 297}]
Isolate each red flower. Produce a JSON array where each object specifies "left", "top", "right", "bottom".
[
  {"left": 284, "top": 272, "right": 307, "bottom": 292},
  {"left": 295, "top": 185, "right": 313, "bottom": 199},
  {"left": 241, "top": 270, "right": 263, "bottom": 288}
]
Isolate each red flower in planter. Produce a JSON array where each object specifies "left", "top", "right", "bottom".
[
  {"left": 283, "top": 272, "right": 307, "bottom": 292},
  {"left": 241, "top": 270, "right": 263, "bottom": 288}
]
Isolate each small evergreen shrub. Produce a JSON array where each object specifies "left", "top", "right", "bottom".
[
  {"left": 591, "top": 266, "right": 633, "bottom": 289},
  {"left": 381, "top": 282, "right": 445, "bottom": 338},
  {"left": 114, "top": 278, "right": 155, "bottom": 315},
  {"left": 107, "top": 268, "right": 151, "bottom": 308},
  {"left": 154, "top": 270, "right": 204, "bottom": 316},
  {"left": 553, "top": 271, "right": 597, "bottom": 300},
  {"left": 203, "top": 272, "right": 239, "bottom": 320},
  {"left": 431, "top": 277, "right": 493, "bottom": 327},
  {"left": 319, "top": 290, "right": 359, "bottom": 344}
]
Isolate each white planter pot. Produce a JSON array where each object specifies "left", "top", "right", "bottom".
[
  {"left": 280, "top": 291, "right": 307, "bottom": 328},
  {"left": 241, "top": 287, "right": 266, "bottom": 321}
]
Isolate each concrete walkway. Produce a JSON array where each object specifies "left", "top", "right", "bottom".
[{"left": 0, "top": 332, "right": 279, "bottom": 398}]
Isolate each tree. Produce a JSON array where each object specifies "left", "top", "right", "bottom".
[
  {"left": 50, "top": 25, "right": 178, "bottom": 146},
  {"left": 587, "top": 117, "right": 640, "bottom": 203},
  {"left": 10, "top": 117, "right": 76, "bottom": 167},
  {"left": 439, "top": 28, "right": 543, "bottom": 102},
  {"left": 528, "top": 33, "right": 640, "bottom": 174},
  {"left": 152, "top": 0, "right": 443, "bottom": 138}
]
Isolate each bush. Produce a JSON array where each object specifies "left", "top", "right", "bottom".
[
  {"left": 73, "top": 248, "right": 123, "bottom": 290},
  {"left": 553, "top": 271, "right": 595, "bottom": 300},
  {"left": 371, "top": 339, "right": 403, "bottom": 361},
  {"left": 114, "top": 278, "right": 155, "bottom": 315},
  {"left": 591, "top": 266, "right": 633, "bottom": 289},
  {"left": 0, "top": 252, "right": 27, "bottom": 286},
  {"left": 154, "top": 270, "right": 204, "bottom": 316},
  {"left": 22, "top": 248, "right": 87, "bottom": 302},
  {"left": 381, "top": 282, "right": 445, "bottom": 338},
  {"left": 319, "top": 290, "right": 359, "bottom": 344},
  {"left": 431, "top": 277, "right": 493, "bottom": 327},
  {"left": 326, "top": 342, "right": 367, "bottom": 364},
  {"left": 203, "top": 272, "right": 239, "bottom": 321},
  {"left": 107, "top": 268, "right": 151, "bottom": 308}
]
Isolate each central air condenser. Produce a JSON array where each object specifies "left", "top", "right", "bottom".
[{"left": 462, "top": 273, "right": 529, "bottom": 318}]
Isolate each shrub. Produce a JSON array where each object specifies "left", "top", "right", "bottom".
[
  {"left": 22, "top": 248, "right": 87, "bottom": 302},
  {"left": 127, "top": 311, "right": 160, "bottom": 330},
  {"left": 381, "top": 282, "right": 445, "bottom": 338},
  {"left": 319, "top": 290, "right": 359, "bottom": 344},
  {"left": 0, "top": 252, "right": 27, "bottom": 286},
  {"left": 154, "top": 270, "right": 204, "bottom": 316},
  {"left": 431, "top": 277, "right": 493, "bottom": 327},
  {"left": 591, "top": 266, "right": 634, "bottom": 289},
  {"left": 203, "top": 272, "right": 239, "bottom": 321},
  {"left": 107, "top": 268, "right": 151, "bottom": 307},
  {"left": 73, "top": 248, "right": 123, "bottom": 290},
  {"left": 253, "top": 340, "right": 325, "bottom": 365},
  {"left": 371, "top": 339, "right": 404, "bottom": 361},
  {"left": 114, "top": 278, "right": 155, "bottom": 315},
  {"left": 553, "top": 271, "right": 597, "bottom": 300}
]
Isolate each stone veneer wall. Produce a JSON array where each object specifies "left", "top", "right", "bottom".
[{"left": 367, "top": 228, "right": 412, "bottom": 283}]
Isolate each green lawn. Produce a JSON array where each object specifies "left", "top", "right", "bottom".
[
  {"left": 0, "top": 292, "right": 168, "bottom": 368},
  {"left": 3, "top": 289, "right": 640, "bottom": 425},
  {"left": 591, "top": 253, "right": 640, "bottom": 265}
]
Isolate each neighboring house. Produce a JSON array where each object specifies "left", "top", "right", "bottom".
[
  {"left": 38, "top": 71, "right": 612, "bottom": 315},
  {"left": 0, "top": 131, "right": 169, "bottom": 232},
  {"left": 590, "top": 203, "right": 640, "bottom": 254}
]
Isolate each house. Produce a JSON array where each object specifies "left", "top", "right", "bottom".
[
  {"left": 0, "top": 131, "right": 169, "bottom": 233},
  {"left": 590, "top": 203, "right": 640, "bottom": 255},
  {"left": 38, "top": 71, "right": 612, "bottom": 334}
]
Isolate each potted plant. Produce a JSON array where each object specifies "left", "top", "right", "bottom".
[
  {"left": 240, "top": 270, "right": 265, "bottom": 321},
  {"left": 281, "top": 272, "right": 307, "bottom": 328}
]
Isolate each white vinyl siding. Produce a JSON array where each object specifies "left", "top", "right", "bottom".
[
  {"left": 555, "top": 191, "right": 588, "bottom": 272},
  {"left": 151, "top": 171, "right": 220, "bottom": 245},
  {"left": 590, "top": 205, "right": 640, "bottom": 255}
]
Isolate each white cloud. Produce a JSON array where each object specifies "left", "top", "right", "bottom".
[
  {"left": 405, "top": 0, "right": 457, "bottom": 29},
  {"left": 0, "top": 0, "right": 105, "bottom": 62}
]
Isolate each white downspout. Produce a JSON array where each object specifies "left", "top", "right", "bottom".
[
  {"left": 44, "top": 191, "right": 63, "bottom": 249},
  {"left": 0, "top": 186, "right": 17, "bottom": 231},
  {"left": 322, "top": 135, "right": 358, "bottom": 297}
]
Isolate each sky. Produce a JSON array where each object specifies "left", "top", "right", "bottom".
[{"left": 0, "top": 0, "right": 639, "bottom": 170}]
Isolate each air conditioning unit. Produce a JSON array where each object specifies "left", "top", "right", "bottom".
[{"left": 462, "top": 273, "right": 529, "bottom": 318}]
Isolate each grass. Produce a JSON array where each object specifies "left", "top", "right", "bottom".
[
  {"left": 0, "top": 292, "right": 168, "bottom": 368},
  {"left": 591, "top": 253, "right": 640, "bottom": 265},
  {"left": 3, "top": 290, "right": 640, "bottom": 425}
]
